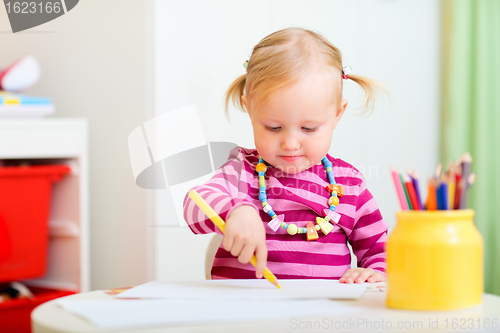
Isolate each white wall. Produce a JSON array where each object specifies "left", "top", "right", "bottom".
[
  {"left": 0, "top": 0, "right": 441, "bottom": 286},
  {"left": 0, "top": 0, "right": 151, "bottom": 290},
  {"left": 154, "top": 0, "right": 441, "bottom": 280}
]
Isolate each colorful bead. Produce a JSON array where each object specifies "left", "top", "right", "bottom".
[
  {"left": 306, "top": 221, "right": 319, "bottom": 241},
  {"left": 323, "top": 209, "right": 341, "bottom": 224},
  {"left": 326, "top": 184, "right": 344, "bottom": 197},
  {"left": 256, "top": 155, "right": 341, "bottom": 240},
  {"left": 316, "top": 217, "right": 334, "bottom": 235},
  {"left": 328, "top": 196, "right": 339, "bottom": 206},
  {"left": 327, "top": 172, "right": 335, "bottom": 183},
  {"left": 287, "top": 224, "right": 298, "bottom": 235},
  {"left": 256, "top": 163, "right": 267, "bottom": 172},
  {"left": 268, "top": 214, "right": 284, "bottom": 232}
]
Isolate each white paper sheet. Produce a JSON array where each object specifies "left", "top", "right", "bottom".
[
  {"left": 116, "top": 279, "right": 367, "bottom": 300},
  {"left": 58, "top": 298, "right": 364, "bottom": 330}
]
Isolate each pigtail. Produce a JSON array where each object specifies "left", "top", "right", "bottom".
[
  {"left": 224, "top": 74, "right": 247, "bottom": 118},
  {"left": 346, "top": 74, "right": 389, "bottom": 116}
]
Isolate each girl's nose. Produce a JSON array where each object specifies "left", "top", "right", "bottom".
[{"left": 281, "top": 134, "right": 300, "bottom": 151}]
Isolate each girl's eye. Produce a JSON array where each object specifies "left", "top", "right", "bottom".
[
  {"left": 302, "top": 127, "right": 318, "bottom": 132},
  {"left": 265, "top": 126, "right": 317, "bottom": 132}
]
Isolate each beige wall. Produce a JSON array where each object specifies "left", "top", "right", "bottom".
[{"left": 0, "top": 0, "right": 150, "bottom": 290}]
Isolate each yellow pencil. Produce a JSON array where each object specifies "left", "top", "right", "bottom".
[
  {"left": 188, "top": 190, "right": 281, "bottom": 288},
  {"left": 448, "top": 161, "right": 456, "bottom": 209}
]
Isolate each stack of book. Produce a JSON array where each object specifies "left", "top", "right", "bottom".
[
  {"left": 0, "top": 55, "right": 54, "bottom": 117},
  {"left": 0, "top": 93, "right": 54, "bottom": 117}
]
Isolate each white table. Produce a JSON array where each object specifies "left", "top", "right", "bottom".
[{"left": 32, "top": 285, "right": 500, "bottom": 333}]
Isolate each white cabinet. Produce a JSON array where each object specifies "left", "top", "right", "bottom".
[{"left": 0, "top": 118, "right": 89, "bottom": 292}]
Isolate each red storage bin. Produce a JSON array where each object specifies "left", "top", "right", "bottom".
[
  {"left": 0, "top": 164, "right": 71, "bottom": 282},
  {"left": 0, "top": 285, "right": 75, "bottom": 333}
]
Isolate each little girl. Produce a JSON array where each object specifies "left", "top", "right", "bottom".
[{"left": 183, "top": 27, "right": 388, "bottom": 284}]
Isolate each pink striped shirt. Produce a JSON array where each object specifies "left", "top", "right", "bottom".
[{"left": 183, "top": 147, "right": 387, "bottom": 280}]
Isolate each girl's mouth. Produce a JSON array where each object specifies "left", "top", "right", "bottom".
[{"left": 280, "top": 155, "right": 302, "bottom": 162}]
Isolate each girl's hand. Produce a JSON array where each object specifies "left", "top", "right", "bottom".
[
  {"left": 339, "top": 268, "right": 385, "bottom": 284},
  {"left": 223, "top": 205, "right": 267, "bottom": 279}
]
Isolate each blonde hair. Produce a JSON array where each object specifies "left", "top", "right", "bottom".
[{"left": 225, "top": 27, "right": 386, "bottom": 116}]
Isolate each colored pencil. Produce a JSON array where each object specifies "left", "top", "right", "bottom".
[
  {"left": 439, "top": 174, "right": 449, "bottom": 210},
  {"left": 448, "top": 162, "right": 456, "bottom": 210},
  {"left": 404, "top": 175, "right": 420, "bottom": 211},
  {"left": 436, "top": 183, "right": 443, "bottom": 210},
  {"left": 391, "top": 167, "right": 408, "bottom": 210},
  {"left": 399, "top": 173, "right": 413, "bottom": 210},
  {"left": 426, "top": 177, "right": 437, "bottom": 211},
  {"left": 409, "top": 170, "right": 423, "bottom": 210},
  {"left": 434, "top": 163, "right": 442, "bottom": 181},
  {"left": 459, "top": 153, "right": 472, "bottom": 209},
  {"left": 454, "top": 163, "right": 462, "bottom": 210},
  {"left": 461, "top": 173, "right": 476, "bottom": 209},
  {"left": 390, "top": 154, "right": 474, "bottom": 211},
  {"left": 468, "top": 173, "right": 476, "bottom": 186}
]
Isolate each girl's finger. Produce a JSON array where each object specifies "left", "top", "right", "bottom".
[
  {"left": 339, "top": 268, "right": 355, "bottom": 282},
  {"left": 344, "top": 269, "right": 363, "bottom": 283},
  {"left": 229, "top": 236, "right": 244, "bottom": 257},
  {"left": 222, "top": 234, "right": 233, "bottom": 252},
  {"left": 254, "top": 243, "right": 268, "bottom": 279},
  {"left": 354, "top": 269, "right": 374, "bottom": 283},
  {"left": 238, "top": 242, "right": 255, "bottom": 265},
  {"left": 367, "top": 272, "right": 385, "bottom": 283}
]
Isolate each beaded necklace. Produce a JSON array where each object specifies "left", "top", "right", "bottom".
[{"left": 256, "top": 156, "right": 343, "bottom": 241}]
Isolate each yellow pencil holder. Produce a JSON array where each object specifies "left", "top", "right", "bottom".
[{"left": 386, "top": 210, "right": 483, "bottom": 310}]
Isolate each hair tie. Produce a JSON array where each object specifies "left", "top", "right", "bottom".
[
  {"left": 243, "top": 60, "right": 249, "bottom": 69},
  {"left": 342, "top": 66, "right": 352, "bottom": 80}
]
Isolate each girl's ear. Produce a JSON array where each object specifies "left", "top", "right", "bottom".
[{"left": 333, "top": 99, "right": 348, "bottom": 129}]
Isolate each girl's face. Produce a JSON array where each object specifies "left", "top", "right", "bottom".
[{"left": 244, "top": 70, "right": 347, "bottom": 174}]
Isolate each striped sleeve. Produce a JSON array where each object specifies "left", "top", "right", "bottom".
[
  {"left": 348, "top": 178, "right": 388, "bottom": 275},
  {"left": 182, "top": 148, "right": 259, "bottom": 235}
]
